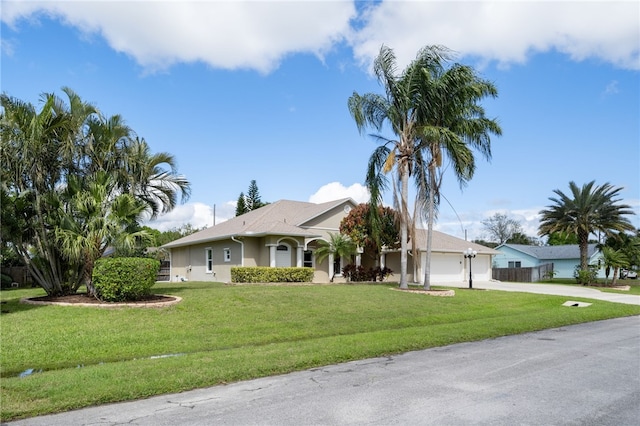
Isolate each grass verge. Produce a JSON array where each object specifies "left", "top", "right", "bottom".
[
  {"left": 2, "top": 281, "right": 639, "bottom": 421},
  {"left": 538, "top": 278, "right": 640, "bottom": 295}
]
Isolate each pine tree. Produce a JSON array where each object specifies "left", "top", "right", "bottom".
[
  {"left": 246, "top": 180, "right": 263, "bottom": 211},
  {"left": 235, "top": 192, "right": 248, "bottom": 216}
]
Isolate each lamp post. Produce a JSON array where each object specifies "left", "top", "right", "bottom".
[{"left": 463, "top": 248, "right": 477, "bottom": 289}]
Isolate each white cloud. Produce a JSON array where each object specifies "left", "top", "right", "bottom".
[
  {"left": 308, "top": 182, "right": 370, "bottom": 204},
  {"left": 350, "top": 1, "right": 640, "bottom": 71},
  {"left": 1, "top": 0, "right": 356, "bottom": 73},
  {"left": 144, "top": 201, "right": 217, "bottom": 232},
  {"left": 3, "top": 1, "right": 637, "bottom": 74}
]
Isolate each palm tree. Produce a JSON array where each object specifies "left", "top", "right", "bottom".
[
  {"left": 56, "top": 172, "right": 150, "bottom": 297},
  {"left": 349, "top": 46, "right": 432, "bottom": 288},
  {"left": 349, "top": 45, "right": 501, "bottom": 289},
  {"left": 0, "top": 92, "right": 77, "bottom": 295},
  {"left": 412, "top": 50, "right": 502, "bottom": 289},
  {"left": 539, "top": 181, "right": 635, "bottom": 272},
  {"left": 120, "top": 137, "right": 191, "bottom": 219},
  {"left": 599, "top": 231, "right": 640, "bottom": 283},
  {"left": 315, "top": 233, "right": 357, "bottom": 282},
  {"left": 600, "top": 247, "right": 628, "bottom": 286},
  {"left": 2, "top": 88, "right": 191, "bottom": 296}
]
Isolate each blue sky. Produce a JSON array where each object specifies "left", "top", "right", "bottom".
[{"left": 2, "top": 1, "right": 639, "bottom": 241}]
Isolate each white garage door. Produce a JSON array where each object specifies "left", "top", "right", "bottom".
[{"left": 428, "top": 253, "right": 464, "bottom": 283}]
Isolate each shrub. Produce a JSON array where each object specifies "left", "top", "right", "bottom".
[
  {"left": 231, "top": 267, "right": 314, "bottom": 283},
  {"left": 574, "top": 264, "right": 598, "bottom": 285},
  {"left": 342, "top": 264, "right": 393, "bottom": 282},
  {"left": 92, "top": 257, "right": 160, "bottom": 302},
  {"left": 1, "top": 272, "right": 14, "bottom": 289}
]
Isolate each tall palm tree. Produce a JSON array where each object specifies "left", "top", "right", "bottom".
[
  {"left": 412, "top": 50, "right": 502, "bottom": 289},
  {"left": 539, "top": 181, "right": 635, "bottom": 272},
  {"left": 348, "top": 45, "right": 501, "bottom": 289},
  {"left": 349, "top": 46, "right": 433, "bottom": 288}
]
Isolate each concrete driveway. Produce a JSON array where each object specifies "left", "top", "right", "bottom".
[{"left": 445, "top": 281, "right": 640, "bottom": 305}]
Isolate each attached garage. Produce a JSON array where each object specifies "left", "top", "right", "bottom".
[
  {"left": 425, "top": 253, "right": 464, "bottom": 283},
  {"left": 383, "top": 229, "right": 498, "bottom": 285}
]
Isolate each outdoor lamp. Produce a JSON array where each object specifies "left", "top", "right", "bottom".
[{"left": 463, "top": 248, "right": 477, "bottom": 289}]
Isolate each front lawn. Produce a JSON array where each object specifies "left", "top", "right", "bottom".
[
  {"left": 2, "top": 281, "right": 639, "bottom": 421},
  {"left": 538, "top": 278, "right": 640, "bottom": 295}
]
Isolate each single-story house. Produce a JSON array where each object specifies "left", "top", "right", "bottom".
[
  {"left": 493, "top": 244, "right": 605, "bottom": 279},
  {"left": 162, "top": 198, "right": 498, "bottom": 285}
]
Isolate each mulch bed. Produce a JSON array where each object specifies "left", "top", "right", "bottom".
[
  {"left": 22, "top": 293, "right": 180, "bottom": 307},
  {"left": 391, "top": 288, "right": 455, "bottom": 297}
]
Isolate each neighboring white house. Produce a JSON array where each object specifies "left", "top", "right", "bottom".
[
  {"left": 493, "top": 244, "right": 605, "bottom": 279},
  {"left": 162, "top": 198, "right": 499, "bottom": 285}
]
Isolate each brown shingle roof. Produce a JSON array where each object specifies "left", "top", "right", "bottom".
[
  {"left": 162, "top": 198, "right": 499, "bottom": 255},
  {"left": 411, "top": 229, "right": 499, "bottom": 254},
  {"left": 162, "top": 198, "right": 353, "bottom": 249}
]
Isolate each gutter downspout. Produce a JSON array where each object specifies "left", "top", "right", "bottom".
[{"left": 231, "top": 236, "right": 244, "bottom": 266}]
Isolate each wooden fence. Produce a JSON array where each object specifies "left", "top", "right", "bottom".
[
  {"left": 157, "top": 261, "right": 171, "bottom": 281},
  {"left": 3, "top": 262, "right": 172, "bottom": 287},
  {"left": 492, "top": 263, "right": 554, "bottom": 283},
  {"left": 1, "top": 266, "right": 32, "bottom": 287}
]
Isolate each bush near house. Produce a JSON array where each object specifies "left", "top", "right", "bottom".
[
  {"left": 92, "top": 258, "right": 160, "bottom": 302},
  {"left": 574, "top": 265, "right": 599, "bottom": 285},
  {"left": 342, "top": 265, "right": 393, "bottom": 282},
  {"left": 231, "top": 267, "right": 314, "bottom": 283}
]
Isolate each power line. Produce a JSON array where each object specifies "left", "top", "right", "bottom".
[{"left": 441, "top": 193, "right": 466, "bottom": 239}]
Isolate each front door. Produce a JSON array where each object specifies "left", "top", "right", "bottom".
[{"left": 275, "top": 244, "right": 291, "bottom": 267}]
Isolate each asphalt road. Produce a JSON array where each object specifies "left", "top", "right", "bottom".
[{"left": 6, "top": 315, "right": 639, "bottom": 426}]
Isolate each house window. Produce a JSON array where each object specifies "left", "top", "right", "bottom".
[
  {"left": 303, "top": 250, "right": 313, "bottom": 268},
  {"left": 205, "top": 248, "right": 213, "bottom": 273},
  {"left": 508, "top": 261, "right": 522, "bottom": 268},
  {"left": 223, "top": 248, "right": 231, "bottom": 262}
]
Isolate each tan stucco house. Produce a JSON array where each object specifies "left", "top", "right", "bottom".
[{"left": 162, "top": 198, "right": 498, "bottom": 285}]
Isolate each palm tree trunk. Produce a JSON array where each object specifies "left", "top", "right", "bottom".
[
  {"left": 578, "top": 229, "right": 590, "bottom": 271},
  {"left": 399, "top": 163, "right": 409, "bottom": 289},
  {"left": 423, "top": 165, "right": 436, "bottom": 290}
]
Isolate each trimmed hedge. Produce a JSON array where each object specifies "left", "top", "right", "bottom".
[
  {"left": 92, "top": 257, "right": 160, "bottom": 302},
  {"left": 231, "top": 267, "right": 314, "bottom": 283}
]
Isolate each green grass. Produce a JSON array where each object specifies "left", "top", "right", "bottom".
[
  {"left": 2, "top": 281, "right": 639, "bottom": 421},
  {"left": 538, "top": 278, "right": 640, "bottom": 295}
]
